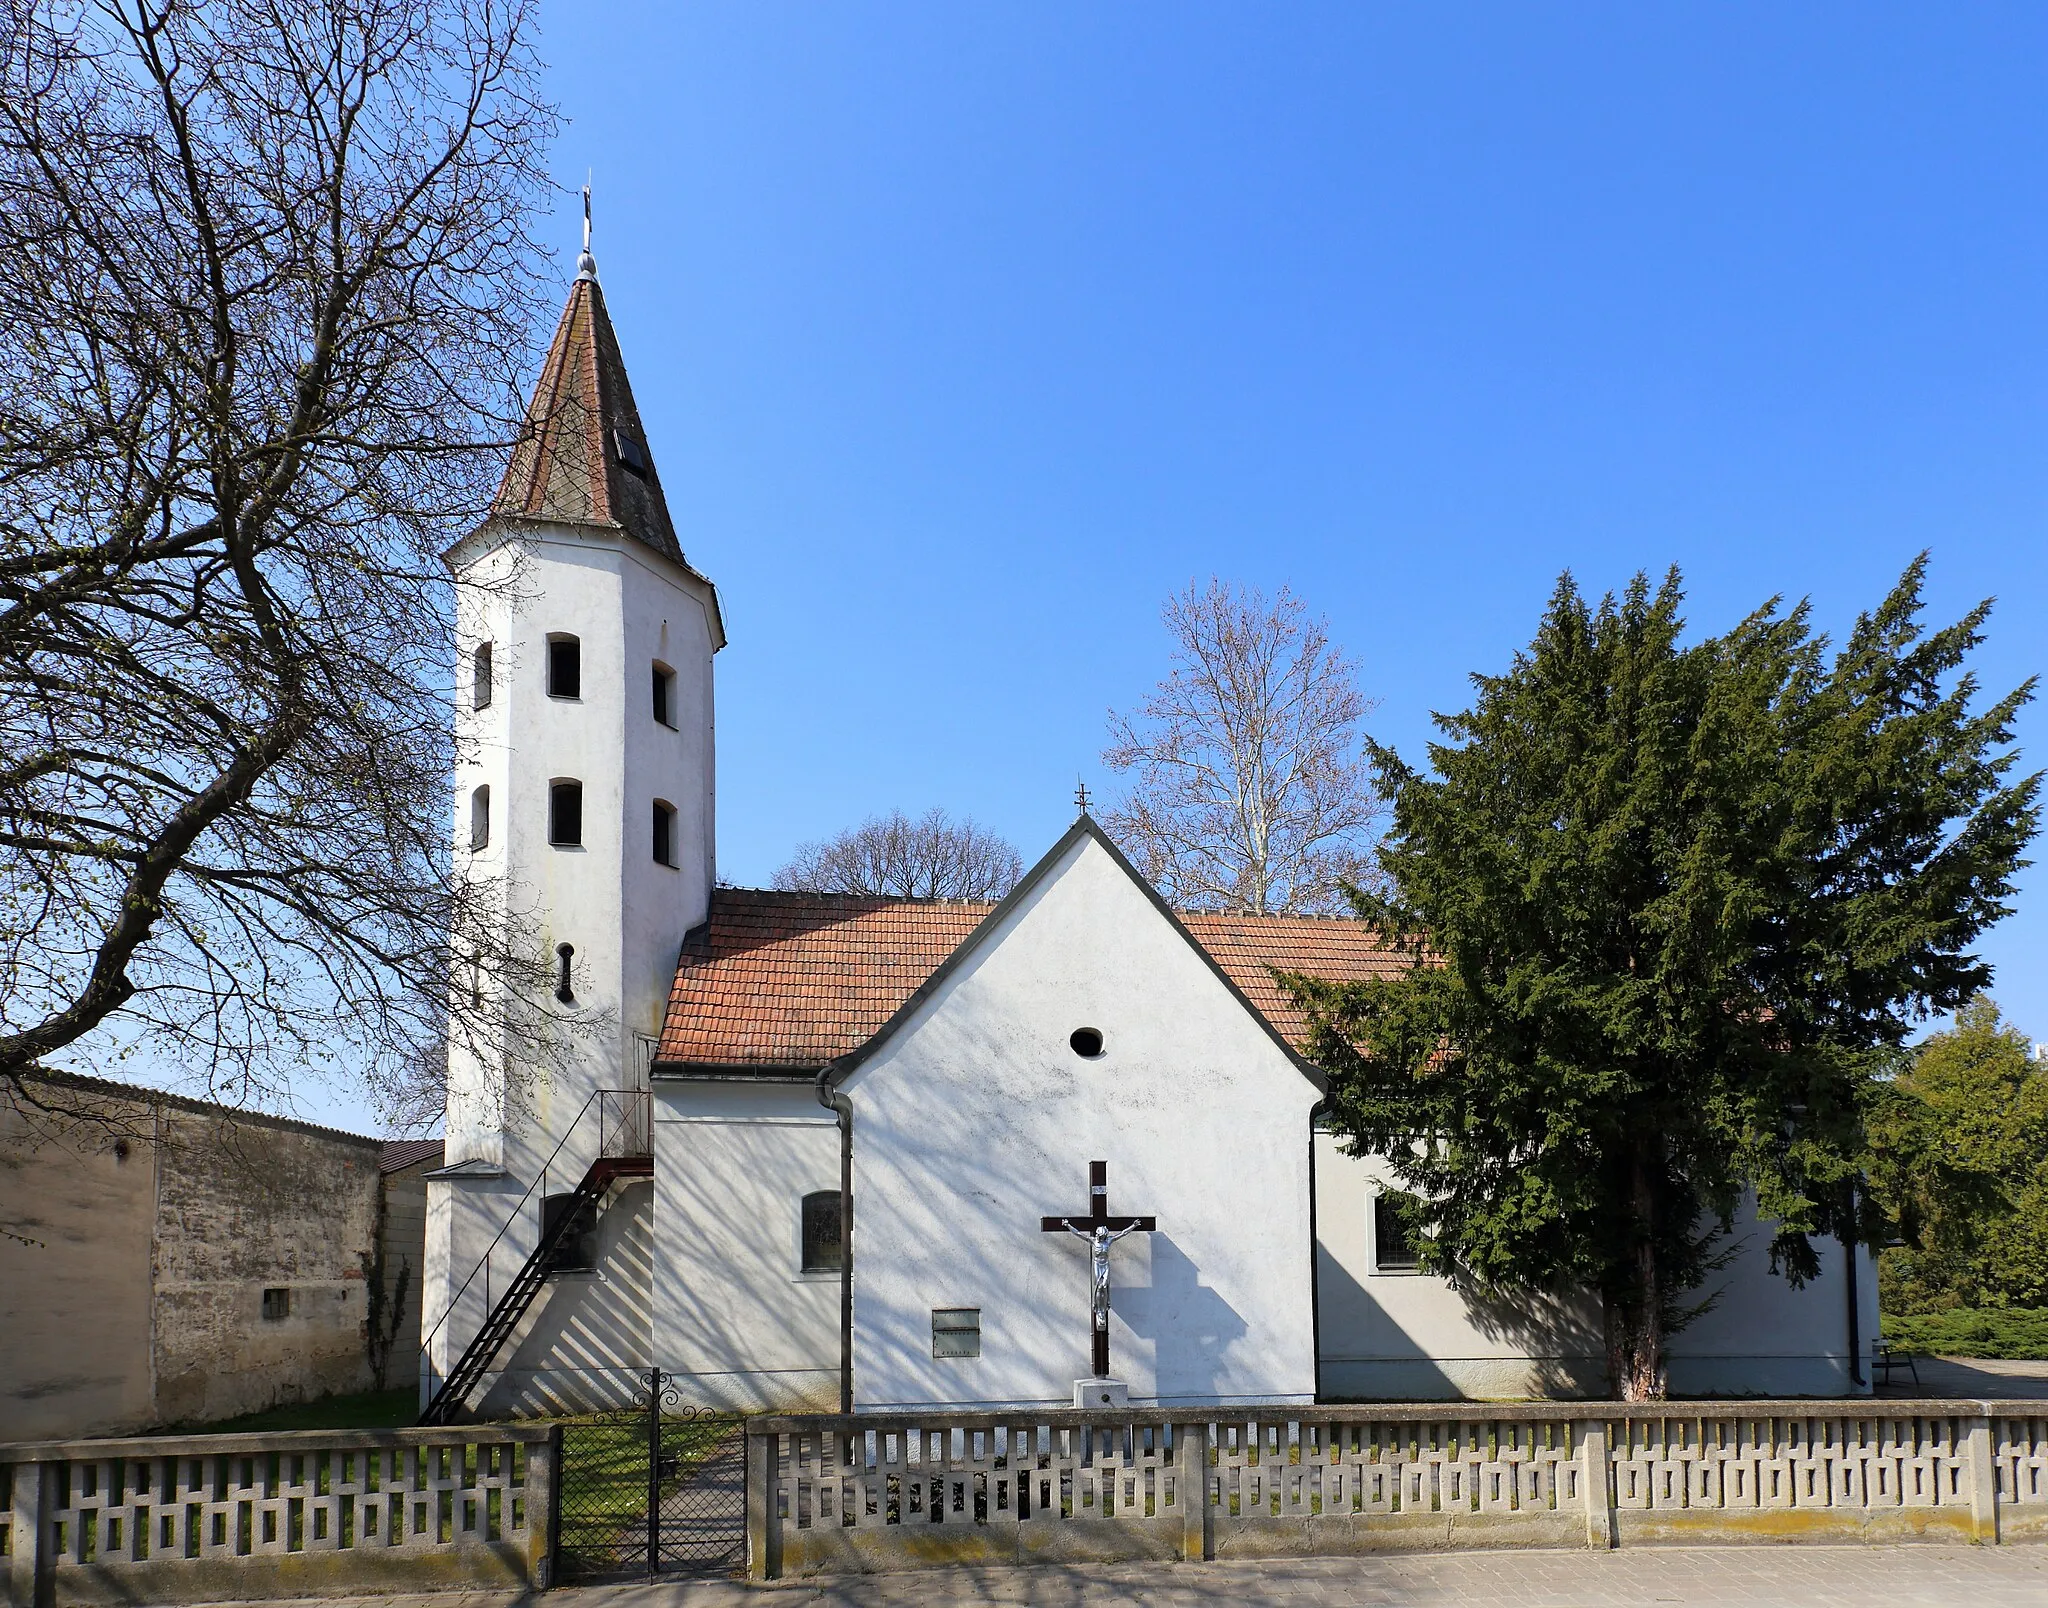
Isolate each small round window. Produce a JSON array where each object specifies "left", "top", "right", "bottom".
[{"left": 1070, "top": 1028, "right": 1104, "bottom": 1058}]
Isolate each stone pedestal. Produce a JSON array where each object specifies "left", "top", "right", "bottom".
[{"left": 1074, "top": 1377, "right": 1129, "bottom": 1408}]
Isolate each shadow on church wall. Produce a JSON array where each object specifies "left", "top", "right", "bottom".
[{"left": 472, "top": 1178, "right": 656, "bottom": 1417}]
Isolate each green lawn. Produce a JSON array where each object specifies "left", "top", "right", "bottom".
[{"left": 176, "top": 1386, "right": 420, "bottom": 1433}]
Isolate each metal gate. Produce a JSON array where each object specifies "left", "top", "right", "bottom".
[{"left": 555, "top": 1370, "right": 745, "bottom": 1580}]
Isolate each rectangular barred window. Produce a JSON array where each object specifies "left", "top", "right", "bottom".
[
  {"left": 261, "top": 1287, "right": 290, "bottom": 1321},
  {"left": 932, "top": 1307, "right": 980, "bottom": 1359},
  {"left": 1373, "top": 1189, "right": 1426, "bottom": 1273}
]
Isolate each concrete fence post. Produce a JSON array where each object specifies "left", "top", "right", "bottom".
[
  {"left": 1577, "top": 1419, "right": 1615, "bottom": 1551},
  {"left": 6, "top": 1459, "right": 52, "bottom": 1608},
  {"left": 527, "top": 1422, "right": 561, "bottom": 1588},
  {"left": 1175, "top": 1420, "right": 1208, "bottom": 1562},
  {"left": 746, "top": 1422, "right": 779, "bottom": 1581},
  {"left": 1965, "top": 1414, "right": 1999, "bottom": 1544}
]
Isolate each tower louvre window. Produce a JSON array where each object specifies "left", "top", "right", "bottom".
[
  {"left": 473, "top": 642, "right": 492, "bottom": 709},
  {"left": 652, "top": 662, "right": 676, "bottom": 727},
  {"left": 470, "top": 785, "right": 490, "bottom": 852},
  {"left": 549, "top": 780, "right": 582, "bottom": 846},
  {"left": 652, "top": 799, "right": 677, "bottom": 867},
  {"left": 547, "top": 634, "right": 580, "bottom": 699},
  {"left": 614, "top": 429, "right": 652, "bottom": 479}
]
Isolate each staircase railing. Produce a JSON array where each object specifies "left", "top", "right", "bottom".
[{"left": 417, "top": 1088, "right": 652, "bottom": 1421}]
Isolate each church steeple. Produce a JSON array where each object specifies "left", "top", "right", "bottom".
[{"left": 493, "top": 237, "right": 685, "bottom": 567}]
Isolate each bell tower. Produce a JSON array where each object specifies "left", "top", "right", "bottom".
[
  {"left": 443, "top": 230, "right": 723, "bottom": 1165},
  {"left": 422, "top": 226, "right": 723, "bottom": 1403}
]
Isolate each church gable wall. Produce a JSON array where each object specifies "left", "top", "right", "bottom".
[{"left": 842, "top": 834, "right": 1319, "bottom": 1412}]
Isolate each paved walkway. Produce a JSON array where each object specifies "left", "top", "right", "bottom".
[
  {"left": 1877, "top": 1355, "right": 2048, "bottom": 1399},
  {"left": 237, "top": 1545, "right": 2048, "bottom": 1607}
]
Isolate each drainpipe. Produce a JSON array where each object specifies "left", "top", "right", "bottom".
[
  {"left": 1308, "top": 1102, "right": 1325, "bottom": 1404},
  {"left": 816, "top": 1065, "right": 853, "bottom": 1413},
  {"left": 1842, "top": 1183, "right": 1866, "bottom": 1392}
]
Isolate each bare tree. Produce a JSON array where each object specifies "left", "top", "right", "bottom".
[
  {"left": 1103, "top": 579, "right": 1382, "bottom": 914},
  {"left": 0, "top": 0, "right": 559, "bottom": 1120},
  {"left": 773, "top": 810, "right": 1023, "bottom": 900}
]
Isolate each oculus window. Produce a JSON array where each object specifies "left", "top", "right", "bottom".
[
  {"left": 547, "top": 634, "right": 580, "bottom": 699},
  {"left": 800, "top": 1191, "right": 842, "bottom": 1274},
  {"left": 472, "top": 642, "right": 492, "bottom": 709},
  {"left": 549, "top": 780, "right": 582, "bottom": 846},
  {"left": 931, "top": 1308, "right": 981, "bottom": 1359},
  {"left": 1373, "top": 1189, "right": 1427, "bottom": 1273},
  {"left": 542, "top": 1192, "right": 599, "bottom": 1274}
]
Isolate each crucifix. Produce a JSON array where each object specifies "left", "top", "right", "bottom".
[{"left": 1040, "top": 1160, "right": 1156, "bottom": 1378}]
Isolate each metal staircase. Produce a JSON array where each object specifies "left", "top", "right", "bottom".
[{"left": 420, "top": 1091, "right": 651, "bottom": 1426}]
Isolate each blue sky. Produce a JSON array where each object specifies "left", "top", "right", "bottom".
[
  {"left": 549, "top": 3, "right": 2045, "bottom": 1020},
  {"left": 302, "top": 3, "right": 2048, "bottom": 1127}
]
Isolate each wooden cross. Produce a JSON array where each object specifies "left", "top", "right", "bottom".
[{"left": 1041, "top": 1160, "right": 1157, "bottom": 1378}]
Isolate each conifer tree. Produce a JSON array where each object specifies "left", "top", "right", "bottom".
[{"left": 1288, "top": 560, "right": 2038, "bottom": 1399}]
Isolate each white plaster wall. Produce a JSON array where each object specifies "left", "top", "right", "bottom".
[
  {"left": 1316, "top": 1138, "right": 1879, "bottom": 1400},
  {"left": 844, "top": 833, "right": 1321, "bottom": 1412},
  {"left": 1315, "top": 1138, "right": 1602, "bottom": 1400},
  {"left": 1667, "top": 1201, "right": 1879, "bottom": 1398},
  {"left": 423, "top": 519, "right": 718, "bottom": 1410},
  {"left": 650, "top": 1081, "right": 842, "bottom": 1412}
]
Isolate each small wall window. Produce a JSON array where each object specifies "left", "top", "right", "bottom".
[
  {"left": 261, "top": 1287, "right": 290, "bottom": 1321},
  {"left": 652, "top": 662, "right": 676, "bottom": 727},
  {"left": 470, "top": 785, "right": 490, "bottom": 851},
  {"left": 652, "top": 800, "right": 677, "bottom": 867},
  {"left": 801, "top": 1191, "right": 842, "bottom": 1274},
  {"left": 932, "top": 1308, "right": 981, "bottom": 1359},
  {"left": 547, "top": 634, "right": 581, "bottom": 699},
  {"left": 541, "top": 1192, "right": 598, "bottom": 1274},
  {"left": 549, "top": 780, "right": 582, "bottom": 846},
  {"left": 555, "top": 942, "right": 575, "bottom": 1003},
  {"left": 1070, "top": 1027, "right": 1105, "bottom": 1058},
  {"left": 1373, "top": 1189, "right": 1426, "bottom": 1273},
  {"left": 473, "top": 642, "right": 493, "bottom": 710}
]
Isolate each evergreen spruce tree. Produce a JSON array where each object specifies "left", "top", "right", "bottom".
[{"left": 1289, "top": 559, "right": 2037, "bottom": 1399}]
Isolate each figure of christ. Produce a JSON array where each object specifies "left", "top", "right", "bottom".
[
  {"left": 1065, "top": 1219, "right": 1145, "bottom": 1340},
  {"left": 1040, "top": 1161, "right": 1157, "bottom": 1379}
]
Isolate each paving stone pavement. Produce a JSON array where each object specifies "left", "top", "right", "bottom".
[{"left": 226, "top": 1544, "right": 2048, "bottom": 1607}]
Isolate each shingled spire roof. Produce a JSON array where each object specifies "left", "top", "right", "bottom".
[{"left": 493, "top": 259, "right": 686, "bottom": 566}]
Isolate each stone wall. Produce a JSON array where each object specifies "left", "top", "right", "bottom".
[{"left": 1, "top": 1074, "right": 384, "bottom": 1439}]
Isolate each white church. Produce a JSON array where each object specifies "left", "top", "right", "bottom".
[{"left": 420, "top": 243, "right": 1878, "bottom": 1421}]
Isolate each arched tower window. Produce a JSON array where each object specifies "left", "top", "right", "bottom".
[
  {"left": 652, "top": 799, "right": 677, "bottom": 867},
  {"left": 469, "top": 785, "right": 490, "bottom": 851},
  {"left": 801, "top": 1191, "right": 842, "bottom": 1274},
  {"left": 549, "top": 780, "right": 582, "bottom": 846},
  {"left": 473, "top": 642, "right": 492, "bottom": 710},
  {"left": 652, "top": 662, "right": 676, "bottom": 727},
  {"left": 547, "top": 634, "right": 580, "bottom": 700}
]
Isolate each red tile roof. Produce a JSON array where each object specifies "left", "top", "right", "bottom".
[
  {"left": 380, "top": 1138, "right": 446, "bottom": 1174},
  {"left": 656, "top": 888, "right": 1405, "bottom": 1073},
  {"left": 494, "top": 274, "right": 687, "bottom": 567}
]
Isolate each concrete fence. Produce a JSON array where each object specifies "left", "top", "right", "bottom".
[
  {"left": 746, "top": 1399, "right": 2048, "bottom": 1578},
  {"left": 1, "top": 1424, "right": 557, "bottom": 1607}
]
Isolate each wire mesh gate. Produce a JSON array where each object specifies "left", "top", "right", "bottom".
[{"left": 555, "top": 1370, "right": 745, "bottom": 1580}]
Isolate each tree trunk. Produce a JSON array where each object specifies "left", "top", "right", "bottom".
[{"left": 1604, "top": 1146, "right": 1667, "bottom": 1402}]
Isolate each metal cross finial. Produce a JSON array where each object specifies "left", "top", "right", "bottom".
[
  {"left": 1075, "top": 779, "right": 1091, "bottom": 814},
  {"left": 576, "top": 172, "right": 598, "bottom": 282}
]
